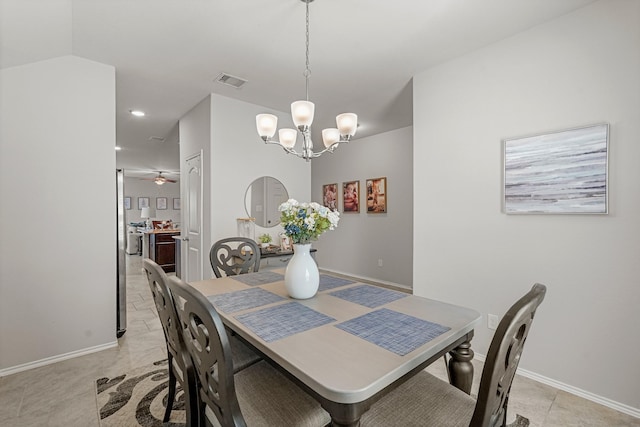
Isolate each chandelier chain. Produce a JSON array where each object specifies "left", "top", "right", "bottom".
[{"left": 305, "top": 0, "right": 310, "bottom": 101}]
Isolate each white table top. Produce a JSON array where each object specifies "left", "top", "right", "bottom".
[{"left": 190, "top": 271, "right": 481, "bottom": 405}]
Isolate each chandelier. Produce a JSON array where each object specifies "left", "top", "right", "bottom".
[{"left": 256, "top": 0, "right": 357, "bottom": 162}]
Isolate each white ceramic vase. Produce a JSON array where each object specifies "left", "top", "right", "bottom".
[{"left": 284, "top": 243, "right": 319, "bottom": 299}]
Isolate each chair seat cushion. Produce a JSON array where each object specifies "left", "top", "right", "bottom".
[
  {"left": 229, "top": 334, "right": 261, "bottom": 373},
  {"left": 206, "top": 360, "right": 330, "bottom": 426},
  {"left": 361, "top": 371, "right": 476, "bottom": 427}
]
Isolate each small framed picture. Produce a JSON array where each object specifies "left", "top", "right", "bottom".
[
  {"left": 342, "top": 181, "right": 360, "bottom": 213},
  {"left": 280, "top": 234, "right": 292, "bottom": 251},
  {"left": 138, "top": 197, "right": 149, "bottom": 210},
  {"left": 173, "top": 198, "right": 181, "bottom": 210},
  {"left": 156, "top": 197, "right": 167, "bottom": 210},
  {"left": 124, "top": 196, "right": 131, "bottom": 210},
  {"left": 322, "top": 183, "right": 338, "bottom": 210},
  {"left": 366, "top": 177, "right": 387, "bottom": 213}
]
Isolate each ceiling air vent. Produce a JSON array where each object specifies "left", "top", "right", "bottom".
[{"left": 215, "top": 73, "right": 248, "bottom": 89}]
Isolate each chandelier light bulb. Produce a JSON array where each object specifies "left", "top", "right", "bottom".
[
  {"left": 336, "top": 113, "right": 358, "bottom": 137},
  {"left": 291, "top": 101, "right": 315, "bottom": 128},
  {"left": 256, "top": 114, "right": 278, "bottom": 138},
  {"left": 279, "top": 128, "right": 298, "bottom": 148},
  {"left": 322, "top": 128, "right": 340, "bottom": 148}
]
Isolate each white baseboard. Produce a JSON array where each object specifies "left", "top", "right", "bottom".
[
  {"left": 473, "top": 353, "right": 640, "bottom": 419},
  {"left": 0, "top": 341, "right": 118, "bottom": 377},
  {"left": 318, "top": 267, "right": 412, "bottom": 291}
]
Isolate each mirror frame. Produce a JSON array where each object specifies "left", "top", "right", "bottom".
[{"left": 244, "top": 176, "right": 289, "bottom": 228}]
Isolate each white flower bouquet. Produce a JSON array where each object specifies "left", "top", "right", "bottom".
[{"left": 279, "top": 199, "right": 340, "bottom": 245}]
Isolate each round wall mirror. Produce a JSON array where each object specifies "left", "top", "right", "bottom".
[{"left": 244, "top": 177, "right": 289, "bottom": 228}]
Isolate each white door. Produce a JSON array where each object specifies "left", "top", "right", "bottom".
[{"left": 184, "top": 151, "right": 203, "bottom": 282}]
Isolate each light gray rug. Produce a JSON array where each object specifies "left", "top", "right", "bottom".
[{"left": 96, "top": 359, "right": 529, "bottom": 426}]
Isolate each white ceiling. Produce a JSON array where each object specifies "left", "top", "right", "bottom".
[{"left": 1, "top": 0, "right": 596, "bottom": 179}]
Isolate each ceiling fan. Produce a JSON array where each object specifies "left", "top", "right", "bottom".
[{"left": 141, "top": 171, "right": 177, "bottom": 185}]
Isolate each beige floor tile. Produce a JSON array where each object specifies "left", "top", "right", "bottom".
[
  {"left": 2, "top": 410, "right": 51, "bottom": 427},
  {"left": 17, "top": 386, "right": 99, "bottom": 427},
  {"left": 544, "top": 391, "right": 640, "bottom": 427},
  {"left": 508, "top": 375, "right": 557, "bottom": 427},
  {"left": 0, "top": 380, "right": 24, "bottom": 420}
]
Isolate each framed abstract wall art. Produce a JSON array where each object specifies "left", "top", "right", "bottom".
[
  {"left": 342, "top": 181, "right": 360, "bottom": 213},
  {"left": 503, "top": 123, "right": 609, "bottom": 214},
  {"left": 366, "top": 177, "right": 387, "bottom": 213}
]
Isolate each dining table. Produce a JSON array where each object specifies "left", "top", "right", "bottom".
[{"left": 189, "top": 270, "right": 481, "bottom": 427}]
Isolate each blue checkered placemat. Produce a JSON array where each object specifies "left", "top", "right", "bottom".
[
  {"left": 235, "top": 302, "right": 336, "bottom": 343},
  {"left": 335, "top": 308, "right": 451, "bottom": 356},
  {"left": 329, "top": 284, "right": 408, "bottom": 308},
  {"left": 208, "top": 288, "right": 285, "bottom": 313},
  {"left": 318, "top": 274, "right": 355, "bottom": 292},
  {"left": 230, "top": 271, "right": 284, "bottom": 286}
]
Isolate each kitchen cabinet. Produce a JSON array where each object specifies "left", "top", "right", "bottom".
[{"left": 149, "top": 230, "right": 180, "bottom": 273}]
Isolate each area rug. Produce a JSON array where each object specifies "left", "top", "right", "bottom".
[
  {"left": 96, "top": 359, "right": 186, "bottom": 426},
  {"left": 96, "top": 360, "right": 529, "bottom": 426}
]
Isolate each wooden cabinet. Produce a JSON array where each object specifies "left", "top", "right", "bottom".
[{"left": 150, "top": 231, "right": 180, "bottom": 273}]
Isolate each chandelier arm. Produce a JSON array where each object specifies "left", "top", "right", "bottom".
[{"left": 261, "top": 137, "right": 306, "bottom": 157}]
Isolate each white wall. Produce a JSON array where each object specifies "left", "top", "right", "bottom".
[
  {"left": 0, "top": 56, "right": 116, "bottom": 371},
  {"left": 413, "top": 0, "right": 639, "bottom": 413},
  {"left": 179, "top": 96, "right": 211, "bottom": 278},
  {"left": 311, "top": 127, "right": 413, "bottom": 288},
  {"left": 123, "top": 177, "right": 181, "bottom": 225},
  {"left": 179, "top": 94, "right": 311, "bottom": 278},
  {"left": 210, "top": 95, "right": 311, "bottom": 254}
]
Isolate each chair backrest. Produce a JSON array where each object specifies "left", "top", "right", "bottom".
[
  {"left": 210, "top": 237, "right": 261, "bottom": 278},
  {"left": 167, "top": 275, "right": 246, "bottom": 427},
  {"left": 470, "top": 283, "right": 547, "bottom": 427},
  {"left": 142, "top": 259, "right": 184, "bottom": 358}
]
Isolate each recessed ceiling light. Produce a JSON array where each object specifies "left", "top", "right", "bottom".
[
  {"left": 115, "top": 146, "right": 122, "bottom": 150},
  {"left": 130, "top": 110, "right": 145, "bottom": 117}
]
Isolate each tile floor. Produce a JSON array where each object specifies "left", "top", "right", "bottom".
[{"left": 0, "top": 255, "right": 638, "bottom": 426}]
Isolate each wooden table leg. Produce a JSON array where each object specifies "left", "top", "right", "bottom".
[
  {"left": 322, "top": 401, "right": 370, "bottom": 427},
  {"left": 448, "top": 339, "right": 474, "bottom": 394}
]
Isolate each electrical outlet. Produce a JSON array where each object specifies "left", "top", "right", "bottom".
[
  {"left": 488, "top": 314, "right": 499, "bottom": 330},
  {"left": 378, "top": 259, "right": 383, "bottom": 267}
]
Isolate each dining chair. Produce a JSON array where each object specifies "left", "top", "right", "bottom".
[
  {"left": 208, "top": 238, "right": 263, "bottom": 368},
  {"left": 361, "top": 283, "right": 547, "bottom": 427},
  {"left": 210, "top": 237, "right": 261, "bottom": 278},
  {"left": 144, "top": 258, "right": 259, "bottom": 375},
  {"left": 167, "top": 275, "right": 331, "bottom": 427},
  {"left": 143, "top": 259, "right": 198, "bottom": 426}
]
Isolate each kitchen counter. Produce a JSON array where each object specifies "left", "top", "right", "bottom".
[{"left": 144, "top": 229, "right": 180, "bottom": 234}]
